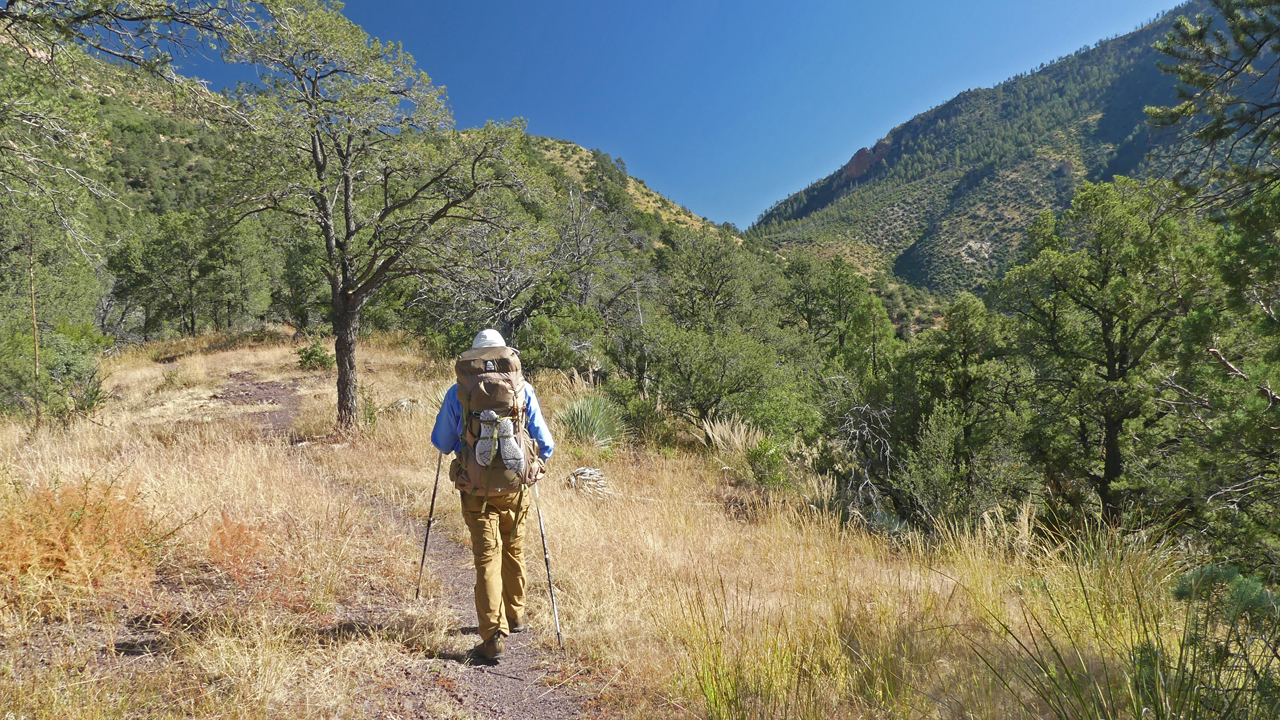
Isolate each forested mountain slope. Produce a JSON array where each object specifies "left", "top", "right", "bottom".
[{"left": 747, "top": 1, "right": 1205, "bottom": 293}]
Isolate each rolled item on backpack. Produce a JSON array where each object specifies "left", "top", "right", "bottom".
[
  {"left": 496, "top": 416, "right": 526, "bottom": 475},
  {"left": 476, "top": 409, "right": 499, "bottom": 466}
]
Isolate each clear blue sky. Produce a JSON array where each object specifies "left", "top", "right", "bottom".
[{"left": 178, "top": 0, "right": 1187, "bottom": 229}]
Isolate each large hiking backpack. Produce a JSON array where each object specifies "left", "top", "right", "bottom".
[{"left": 450, "top": 345, "right": 539, "bottom": 496}]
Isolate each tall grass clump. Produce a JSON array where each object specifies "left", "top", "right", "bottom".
[
  {"left": 700, "top": 414, "right": 766, "bottom": 456},
  {"left": 975, "top": 558, "right": 1280, "bottom": 720},
  {"left": 677, "top": 580, "right": 849, "bottom": 720},
  {"left": 555, "top": 394, "right": 628, "bottom": 449},
  {"left": 700, "top": 415, "right": 791, "bottom": 488}
]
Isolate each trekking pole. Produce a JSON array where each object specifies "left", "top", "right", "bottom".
[
  {"left": 532, "top": 482, "right": 565, "bottom": 652},
  {"left": 414, "top": 452, "right": 444, "bottom": 601}
]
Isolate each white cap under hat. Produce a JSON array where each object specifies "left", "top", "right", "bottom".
[{"left": 472, "top": 329, "right": 505, "bottom": 348}]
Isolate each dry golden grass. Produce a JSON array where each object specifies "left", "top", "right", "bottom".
[
  {"left": 1, "top": 335, "right": 468, "bottom": 719},
  {"left": 1, "top": 331, "right": 1193, "bottom": 719},
  {"left": 540, "top": 458, "right": 1185, "bottom": 719}
]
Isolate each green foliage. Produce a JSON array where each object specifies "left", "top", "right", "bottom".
[
  {"left": 556, "top": 394, "right": 629, "bottom": 449},
  {"left": 601, "top": 377, "right": 670, "bottom": 444},
  {"left": 513, "top": 312, "right": 602, "bottom": 374},
  {"left": 1148, "top": 0, "right": 1280, "bottom": 206},
  {"left": 615, "top": 229, "right": 821, "bottom": 436},
  {"left": 996, "top": 178, "right": 1219, "bottom": 520},
  {"left": 783, "top": 253, "right": 900, "bottom": 376},
  {"left": 745, "top": 437, "right": 788, "bottom": 489},
  {"left": 834, "top": 289, "right": 1032, "bottom": 526},
  {"left": 296, "top": 340, "right": 335, "bottom": 372},
  {"left": 0, "top": 207, "right": 108, "bottom": 418},
  {"left": 107, "top": 212, "right": 274, "bottom": 337},
  {"left": 359, "top": 386, "right": 379, "bottom": 430},
  {"left": 585, "top": 149, "right": 632, "bottom": 214},
  {"left": 0, "top": 324, "right": 109, "bottom": 420}
]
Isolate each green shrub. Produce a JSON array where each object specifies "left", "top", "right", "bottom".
[
  {"left": 359, "top": 386, "right": 379, "bottom": 430},
  {"left": 746, "top": 437, "right": 788, "bottom": 489},
  {"left": 556, "top": 394, "right": 628, "bottom": 449},
  {"left": 0, "top": 323, "right": 109, "bottom": 418},
  {"left": 296, "top": 339, "right": 335, "bottom": 371},
  {"left": 603, "top": 377, "right": 670, "bottom": 443}
]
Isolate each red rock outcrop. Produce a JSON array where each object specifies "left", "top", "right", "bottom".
[{"left": 840, "top": 140, "right": 892, "bottom": 182}]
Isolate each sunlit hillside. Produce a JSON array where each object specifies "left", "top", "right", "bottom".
[
  {"left": 531, "top": 136, "right": 717, "bottom": 232},
  {"left": 747, "top": 1, "right": 1206, "bottom": 293}
]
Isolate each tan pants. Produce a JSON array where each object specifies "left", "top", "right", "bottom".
[{"left": 460, "top": 489, "right": 531, "bottom": 641}]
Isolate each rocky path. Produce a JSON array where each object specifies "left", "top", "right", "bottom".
[{"left": 213, "top": 370, "right": 305, "bottom": 436}]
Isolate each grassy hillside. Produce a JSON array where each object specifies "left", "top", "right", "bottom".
[
  {"left": 0, "top": 333, "right": 1203, "bottom": 718},
  {"left": 747, "top": 2, "right": 1204, "bottom": 293},
  {"left": 530, "top": 136, "right": 715, "bottom": 232}
]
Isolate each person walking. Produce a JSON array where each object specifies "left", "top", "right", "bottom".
[{"left": 430, "top": 329, "right": 554, "bottom": 662}]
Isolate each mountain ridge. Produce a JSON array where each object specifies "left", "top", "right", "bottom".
[{"left": 746, "top": 1, "right": 1205, "bottom": 293}]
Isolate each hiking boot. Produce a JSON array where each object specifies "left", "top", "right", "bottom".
[
  {"left": 508, "top": 616, "right": 526, "bottom": 634},
  {"left": 473, "top": 633, "right": 505, "bottom": 661}
]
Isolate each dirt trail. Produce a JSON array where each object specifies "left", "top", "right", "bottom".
[
  {"left": 213, "top": 370, "right": 304, "bottom": 436},
  {"left": 411, "top": 510, "right": 582, "bottom": 719},
  {"left": 214, "top": 374, "right": 586, "bottom": 719}
]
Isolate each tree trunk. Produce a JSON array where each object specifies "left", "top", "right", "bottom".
[
  {"left": 28, "top": 235, "right": 39, "bottom": 427},
  {"left": 334, "top": 301, "right": 361, "bottom": 430},
  {"left": 1099, "top": 415, "right": 1124, "bottom": 524}
]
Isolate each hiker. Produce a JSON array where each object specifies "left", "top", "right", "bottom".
[{"left": 430, "top": 329, "right": 554, "bottom": 662}]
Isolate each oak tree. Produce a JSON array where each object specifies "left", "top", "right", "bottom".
[{"left": 223, "top": 0, "right": 530, "bottom": 428}]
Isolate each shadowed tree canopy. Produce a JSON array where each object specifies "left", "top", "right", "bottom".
[
  {"left": 411, "top": 188, "right": 632, "bottom": 341},
  {"left": 220, "top": 0, "right": 533, "bottom": 428},
  {"left": 1149, "top": 0, "right": 1280, "bottom": 205}
]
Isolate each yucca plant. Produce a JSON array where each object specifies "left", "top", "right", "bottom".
[{"left": 556, "top": 394, "right": 629, "bottom": 449}]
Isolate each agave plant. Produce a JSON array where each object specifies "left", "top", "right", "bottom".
[{"left": 556, "top": 395, "right": 629, "bottom": 449}]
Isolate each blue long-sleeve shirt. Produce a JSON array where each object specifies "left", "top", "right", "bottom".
[{"left": 431, "top": 382, "right": 555, "bottom": 461}]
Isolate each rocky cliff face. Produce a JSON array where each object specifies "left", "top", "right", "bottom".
[{"left": 841, "top": 141, "right": 892, "bottom": 183}]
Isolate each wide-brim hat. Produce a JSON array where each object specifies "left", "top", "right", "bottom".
[{"left": 472, "top": 329, "right": 505, "bottom": 348}]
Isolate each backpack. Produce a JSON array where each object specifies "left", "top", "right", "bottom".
[{"left": 449, "top": 345, "right": 540, "bottom": 496}]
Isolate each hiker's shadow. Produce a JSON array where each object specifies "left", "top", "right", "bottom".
[
  {"left": 443, "top": 625, "right": 492, "bottom": 665},
  {"left": 307, "top": 619, "right": 477, "bottom": 663}
]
